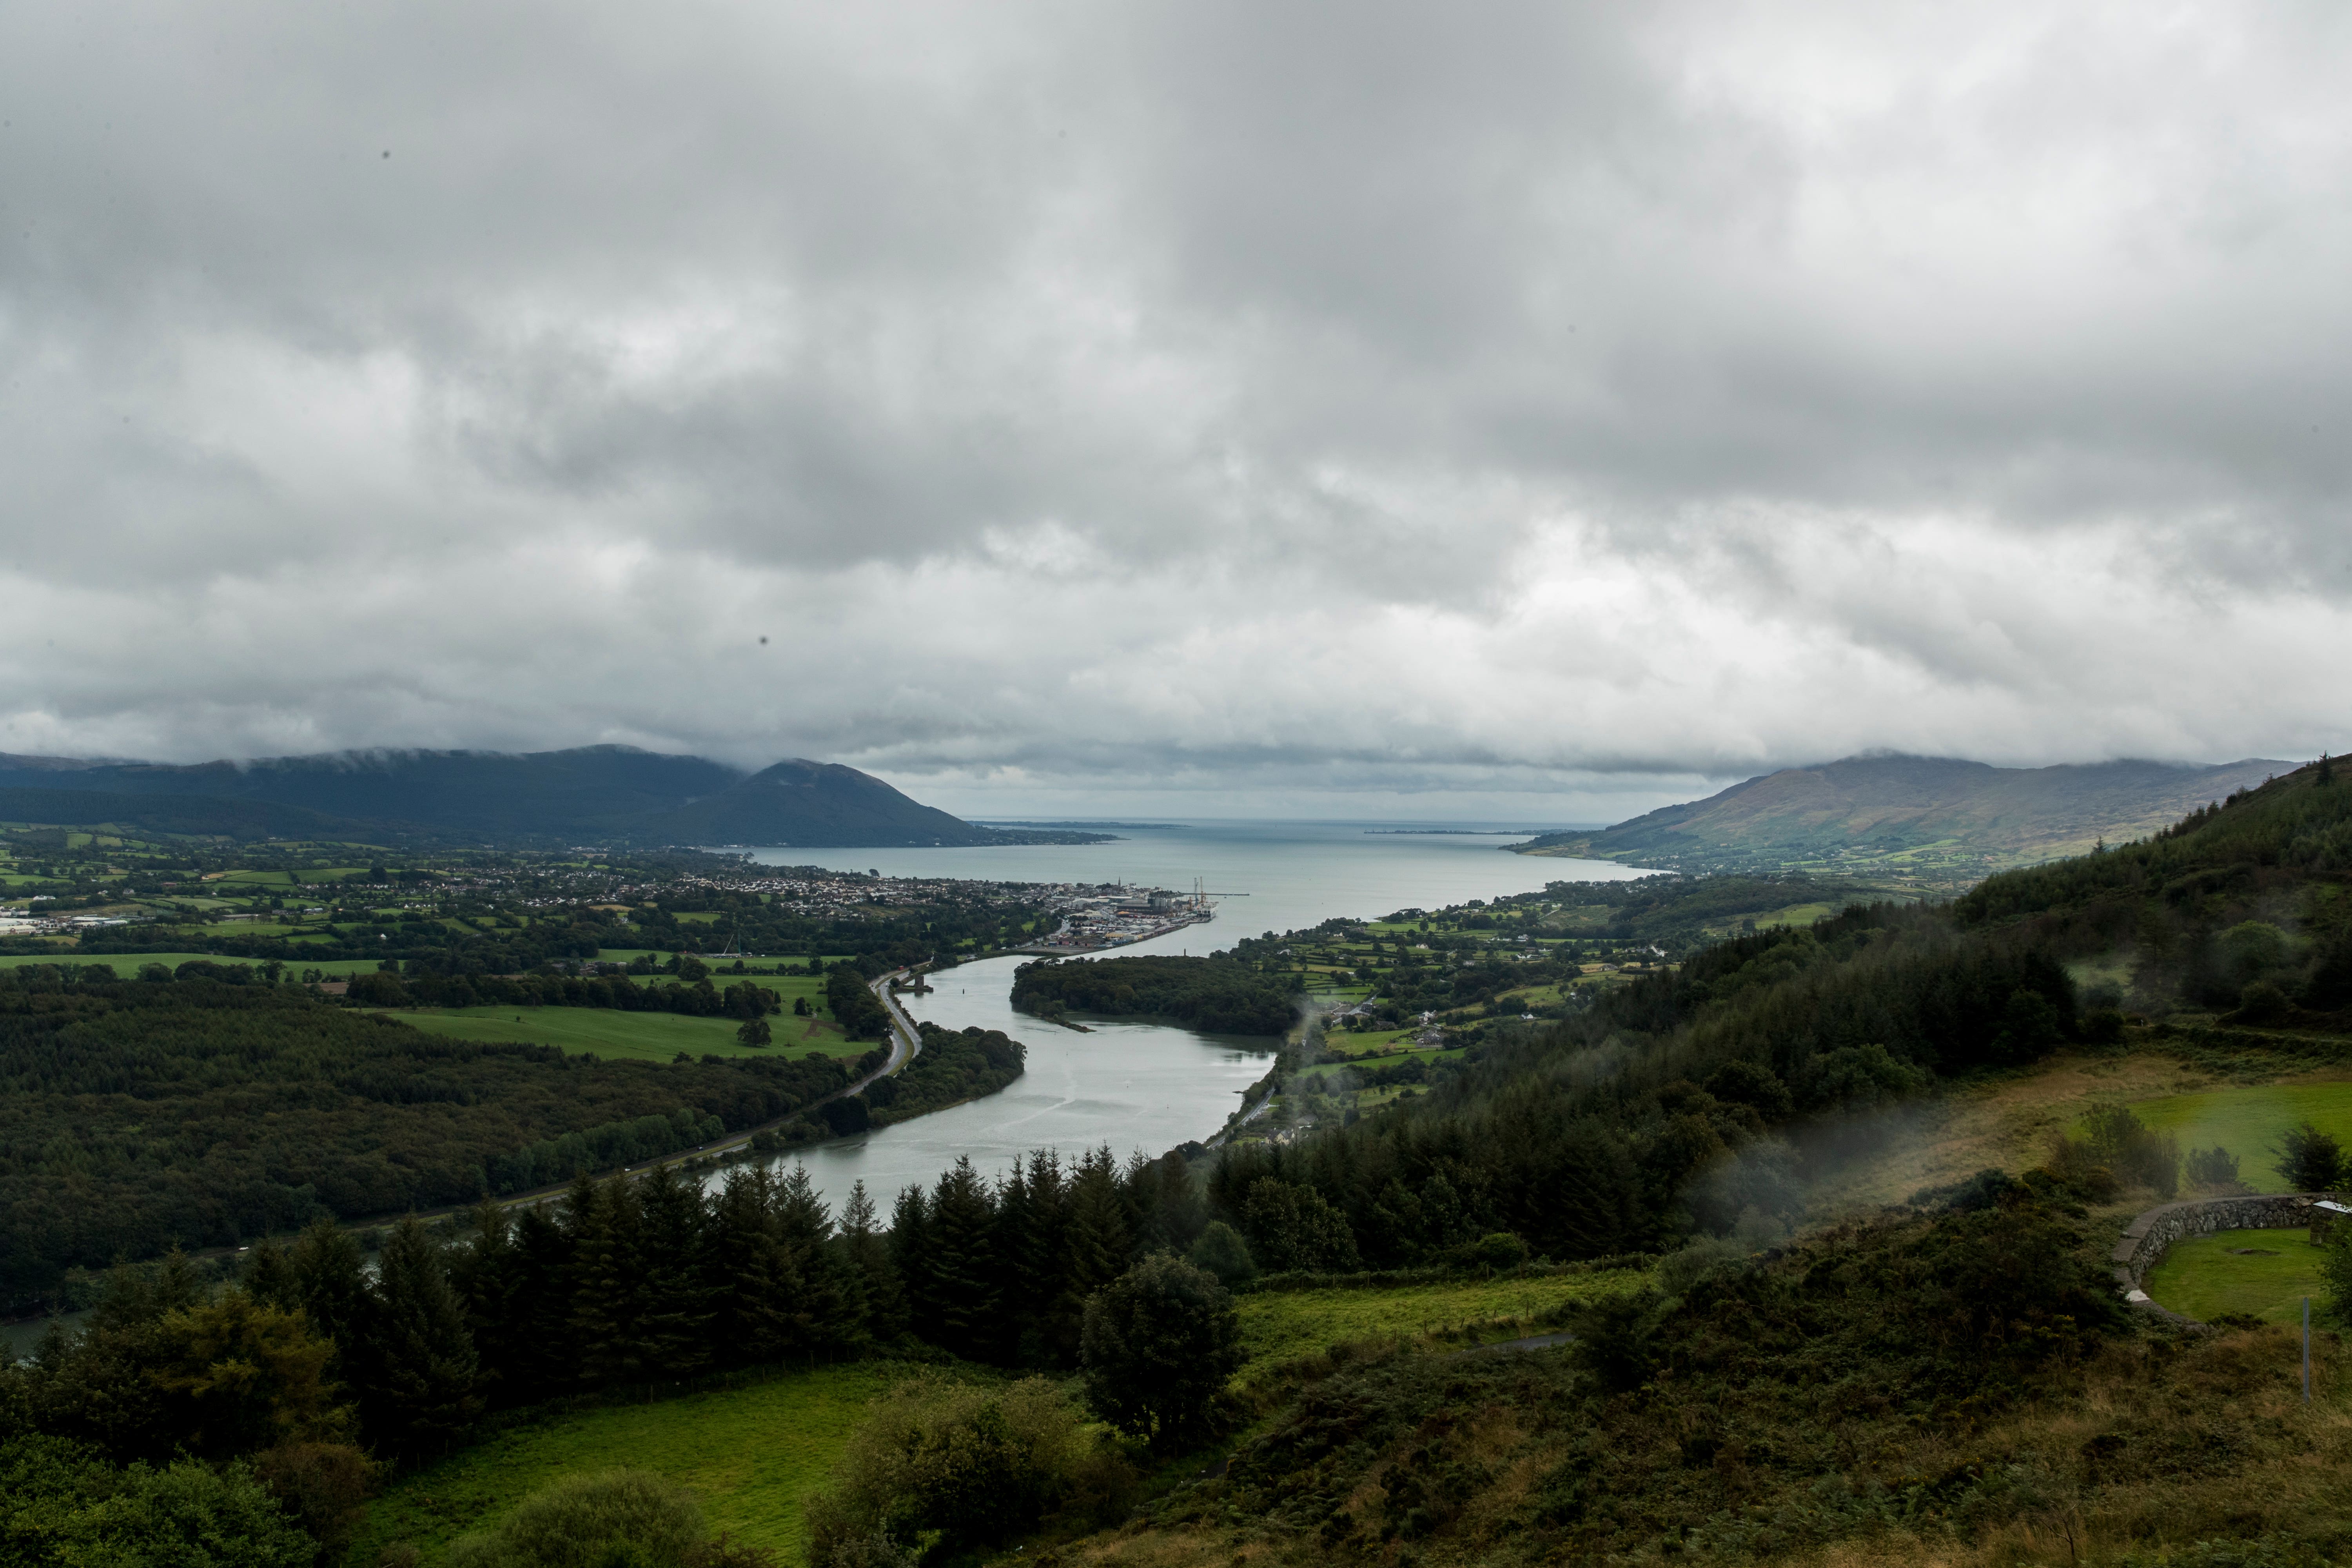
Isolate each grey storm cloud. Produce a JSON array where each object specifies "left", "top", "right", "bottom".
[{"left": 0, "top": 0, "right": 2347, "bottom": 817}]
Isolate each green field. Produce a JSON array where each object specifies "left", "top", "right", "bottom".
[
  {"left": 379, "top": 1006, "right": 871, "bottom": 1062},
  {"left": 1234, "top": 1269, "right": 1645, "bottom": 1385},
  {"left": 0, "top": 951, "right": 395, "bottom": 976},
  {"left": 343, "top": 1363, "right": 901, "bottom": 1566},
  {"left": 2141, "top": 1228, "right": 2328, "bottom": 1325},
  {"left": 593, "top": 949, "right": 853, "bottom": 969},
  {"left": 2083, "top": 1080, "right": 2352, "bottom": 1192}
]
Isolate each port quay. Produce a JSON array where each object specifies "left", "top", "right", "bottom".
[{"left": 1011, "top": 879, "right": 1216, "bottom": 955}]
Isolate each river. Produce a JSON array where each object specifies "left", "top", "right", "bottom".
[{"left": 731, "top": 820, "right": 1648, "bottom": 1212}]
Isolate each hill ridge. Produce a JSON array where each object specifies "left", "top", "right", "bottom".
[
  {"left": 0, "top": 746, "right": 1102, "bottom": 848},
  {"left": 1517, "top": 751, "right": 2292, "bottom": 882}
]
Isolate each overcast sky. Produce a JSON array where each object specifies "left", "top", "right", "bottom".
[{"left": 2, "top": 1, "right": 2346, "bottom": 820}]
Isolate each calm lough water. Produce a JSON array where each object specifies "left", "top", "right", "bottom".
[{"left": 737, "top": 821, "right": 1649, "bottom": 1212}]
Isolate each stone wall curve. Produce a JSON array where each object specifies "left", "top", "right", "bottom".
[{"left": 2110, "top": 1192, "right": 2334, "bottom": 1329}]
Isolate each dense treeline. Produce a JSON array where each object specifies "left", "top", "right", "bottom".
[
  {"left": 1209, "top": 901, "right": 2093, "bottom": 1264},
  {"left": 863, "top": 1024, "right": 1024, "bottom": 1128},
  {"left": 0, "top": 1140, "right": 1210, "bottom": 1560},
  {"left": 0, "top": 968, "right": 876, "bottom": 1306},
  {"left": 1011, "top": 955, "right": 1300, "bottom": 1035},
  {"left": 1541, "top": 871, "right": 1887, "bottom": 947},
  {"left": 68, "top": 880, "right": 1042, "bottom": 972},
  {"left": 825, "top": 962, "right": 893, "bottom": 1039},
  {"left": 1957, "top": 759, "right": 2352, "bottom": 1018}
]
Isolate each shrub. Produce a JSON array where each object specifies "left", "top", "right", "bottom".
[
  {"left": 1567, "top": 1287, "right": 1671, "bottom": 1393},
  {"left": 0, "top": 1437, "right": 315, "bottom": 1568},
  {"left": 2273, "top": 1120, "right": 2347, "bottom": 1192},
  {"left": 2319, "top": 1222, "right": 2352, "bottom": 1330},
  {"left": 253, "top": 1440, "right": 377, "bottom": 1559},
  {"left": 804, "top": 1374, "right": 1122, "bottom": 1567},
  {"left": 2235, "top": 979, "right": 2292, "bottom": 1023},
  {"left": 1186, "top": 1221, "right": 1257, "bottom": 1288},
  {"left": 2082, "top": 1104, "right": 2181, "bottom": 1198},
  {"left": 2185, "top": 1145, "right": 2243, "bottom": 1191},
  {"left": 1458, "top": 1232, "right": 1532, "bottom": 1271},
  {"left": 1080, "top": 1254, "right": 1244, "bottom": 1447},
  {"left": 2040, "top": 1134, "right": 2120, "bottom": 1203},
  {"left": 445, "top": 1469, "right": 726, "bottom": 1568}
]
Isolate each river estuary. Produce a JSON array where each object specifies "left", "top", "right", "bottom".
[{"left": 737, "top": 820, "right": 1646, "bottom": 1211}]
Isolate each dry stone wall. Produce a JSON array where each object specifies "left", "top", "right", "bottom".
[{"left": 2111, "top": 1193, "right": 2332, "bottom": 1328}]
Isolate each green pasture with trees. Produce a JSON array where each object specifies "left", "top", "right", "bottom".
[
  {"left": 2088, "top": 1079, "right": 2352, "bottom": 1192},
  {"left": 346, "top": 1365, "right": 897, "bottom": 1563},
  {"left": 0, "top": 965, "right": 881, "bottom": 1306},
  {"left": 379, "top": 1004, "right": 872, "bottom": 1063}
]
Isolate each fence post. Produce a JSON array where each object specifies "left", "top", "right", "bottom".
[{"left": 2304, "top": 1297, "right": 2312, "bottom": 1405}]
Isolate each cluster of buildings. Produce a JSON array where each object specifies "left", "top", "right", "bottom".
[{"left": 1022, "top": 885, "right": 1214, "bottom": 952}]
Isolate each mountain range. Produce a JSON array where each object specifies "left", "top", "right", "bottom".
[
  {"left": 0, "top": 747, "right": 1106, "bottom": 848},
  {"left": 1514, "top": 753, "right": 2291, "bottom": 877}
]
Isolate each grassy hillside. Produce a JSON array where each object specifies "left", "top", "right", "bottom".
[
  {"left": 1231, "top": 1269, "right": 1644, "bottom": 1386},
  {"left": 1517, "top": 753, "right": 2287, "bottom": 885},
  {"left": 344, "top": 1364, "right": 900, "bottom": 1565}
]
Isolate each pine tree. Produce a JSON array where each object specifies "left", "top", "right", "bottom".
[
  {"left": 887, "top": 1183, "right": 932, "bottom": 1339},
  {"left": 1048, "top": 1151, "right": 1131, "bottom": 1364},
  {"left": 503, "top": 1203, "right": 578, "bottom": 1405},
  {"left": 775, "top": 1163, "right": 854, "bottom": 1360},
  {"left": 991, "top": 1154, "right": 1057, "bottom": 1365},
  {"left": 568, "top": 1176, "right": 656, "bottom": 1389},
  {"left": 1128, "top": 1151, "right": 1205, "bottom": 1258},
  {"left": 839, "top": 1180, "right": 903, "bottom": 1346},
  {"left": 635, "top": 1166, "right": 712, "bottom": 1379},
  {"left": 286, "top": 1218, "right": 380, "bottom": 1402},
  {"left": 914, "top": 1158, "right": 998, "bottom": 1361},
  {"left": 446, "top": 1201, "right": 519, "bottom": 1406},
  {"left": 369, "top": 1218, "right": 482, "bottom": 1459},
  {"left": 241, "top": 1236, "right": 298, "bottom": 1312},
  {"left": 706, "top": 1166, "right": 797, "bottom": 1366}
]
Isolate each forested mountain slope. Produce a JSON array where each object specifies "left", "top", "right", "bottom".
[
  {"left": 0, "top": 745, "right": 1105, "bottom": 847},
  {"left": 1956, "top": 753, "right": 2352, "bottom": 1019},
  {"left": 0, "top": 787, "right": 373, "bottom": 842}
]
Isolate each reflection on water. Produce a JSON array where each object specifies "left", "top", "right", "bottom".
[
  {"left": 725, "top": 823, "right": 1647, "bottom": 1214},
  {"left": 718, "top": 954, "right": 1277, "bottom": 1212}
]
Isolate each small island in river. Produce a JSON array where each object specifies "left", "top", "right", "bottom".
[{"left": 1009, "top": 953, "right": 1299, "bottom": 1036}]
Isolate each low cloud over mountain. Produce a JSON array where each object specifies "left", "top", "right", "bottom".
[{"left": 2, "top": 2, "right": 2347, "bottom": 817}]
